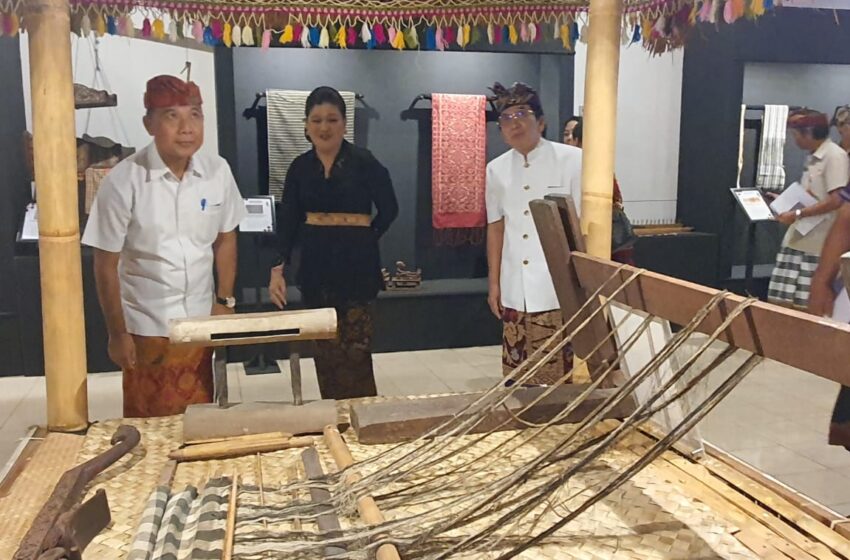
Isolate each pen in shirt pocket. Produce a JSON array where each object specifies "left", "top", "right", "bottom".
[{"left": 200, "top": 198, "right": 207, "bottom": 211}]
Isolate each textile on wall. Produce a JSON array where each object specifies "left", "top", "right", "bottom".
[
  {"left": 431, "top": 93, "right": 487, "bottom": 245},
  {"left": 266, "top": 89, "right": 355, "bottom": 201},
  {"left": 755, "top": 104, "right": 789, "bottom": 193}
]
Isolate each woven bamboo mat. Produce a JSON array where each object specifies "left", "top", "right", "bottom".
[{"left": 0, "top": 432, "right": 85, "bottom": 559}]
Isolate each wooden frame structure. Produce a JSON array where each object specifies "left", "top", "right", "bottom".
[{"left": 531, "top": 193, "right": 850, "bottom": 389}]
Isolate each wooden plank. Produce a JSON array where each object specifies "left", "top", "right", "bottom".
[
  {"left": 618, "top": 443, "right": 816, "bottom": 560},
  {"left": 350, "top": 385, "right": 633, "bottom": 444},
  {"left": 301, "top": 447, "right": 347, "bottom": 558},
  {"left": 699, "top": 455, "right": 850, "bottom": 558},
  {"left": 530, "top": 199, "right": 620, "bottom": 378},
  {"left": 703, "top": 442, "right": 844, "bottom": 527},
  {"left": 736, "top": 528, "right": 799, "bottom": 560},
  {"left": 571, "top": 252, "right": 850, "bottom": 386},
  {"left": 545, "top": 194, "right": 586, "bottom": 253},
  {"left": 628, "top": 432, "right": 845, "bottom": 560}
]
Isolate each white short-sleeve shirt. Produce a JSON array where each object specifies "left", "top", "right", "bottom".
[
  {"left": 82, "top": 142, "right": 247, "bottom": 337},
  {"left": 485, "top": 139, "right": 583, "bottom": 313},
  {"left": 783, "top": 138, "right": 850, "bottom": 256}
]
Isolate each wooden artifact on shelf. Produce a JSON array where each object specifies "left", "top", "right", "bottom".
[
  {"left": 384, "top": 261, "right": 422, "bottom": 290},
  {"left": 73, "top": 83, "right": 117, "bottom": 109}
]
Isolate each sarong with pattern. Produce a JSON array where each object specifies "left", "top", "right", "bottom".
[
  {"left": 767, "top": 246, "right": 819, "bottom": 308},
  {"left": 502, "top": 307, "right": 574, "bottom": 386},
  {"left": 123, "top": 335, "right": 213, "bottom": 418},
  {"left": 305, "top": 292, "right": 378, "bottom": 400},
  {"left": 431, "top": 93, "right": 487, "bottom": 235}
]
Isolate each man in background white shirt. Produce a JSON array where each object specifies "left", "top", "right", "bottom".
[
  {"left": 485, "top": 82, "right": 582, "bottom": 386},
  {"left": 83, "top": 75, "right": 246, "bottom": 417}
]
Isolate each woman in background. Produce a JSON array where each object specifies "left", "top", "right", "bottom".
[{"left": 269, "top": 86, "right": 398, "bottom": 399}]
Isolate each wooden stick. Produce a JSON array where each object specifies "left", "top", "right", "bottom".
[
  {"left": 169, "top": 436, "right": 314, "bottom": 462},
  {"left": 322, "top": 426, "right": 400, "bottom": 560},
  {"left": 223, "top": 474, "right": 239, "bottom": 560},
  {"left": 28, "top": 0, "right": 89, "bottom": 432},
  {"left": 185, "top": 431, "right": 293, "bottom": 446},
  {"left": 286, "top": 465, "right": 303, "bottom": 533},
  {"left": 301, "top": 447, "right": 346, "bottom": 557}
]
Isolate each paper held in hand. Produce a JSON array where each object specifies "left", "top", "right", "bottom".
[{"left": 769, "top": 182, "right": 826, "bottom": 236}]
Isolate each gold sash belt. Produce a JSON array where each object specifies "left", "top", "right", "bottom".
[{"left": 305, "top": 212, "right": 371, "bottom": 227}]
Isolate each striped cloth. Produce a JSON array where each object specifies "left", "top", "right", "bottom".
[
  {"left": 127, "top": 484, "right": 170, "bottom": 560},
  {"left": 755, "top": 104, "right": 788, "bottom": 193},
  {"left": 266, "top": 89, "right": 356, "bottom": 201},
  {"left": 768, "top": 246, "right": 819, "bottom": 308},
  {"left": 125, "top": 478, "right": 230, "bottom": 560}
]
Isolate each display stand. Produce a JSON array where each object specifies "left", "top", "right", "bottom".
[
  {"left": 239, "top": 196, "right": 281, "bottom": 375},
  {"left": 730, "top": 188, "right": 775, "bottom": 295}
]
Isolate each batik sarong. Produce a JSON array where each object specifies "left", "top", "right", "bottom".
[
  {"left": 502, "top": 307, "right": 574, "bottom": 386},
  {"left": 123, "top": 335, "right": 213, "bottom": 418}
]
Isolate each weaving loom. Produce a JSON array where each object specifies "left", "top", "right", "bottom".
[{"left": 5, "top": 195, "right": 850, "bottom": 559}]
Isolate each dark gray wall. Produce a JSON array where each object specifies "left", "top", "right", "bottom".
[
  {"left": 223, "top": 48, "right": 573, "bottom": 284},
  {"left": 678, "top": 8, "right": 850, "bottom": 284}
]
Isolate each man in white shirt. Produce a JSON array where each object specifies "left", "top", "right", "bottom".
[
  {"left": 768, "top": 109, "right": 850, "bottom": 309},
  {"left": 83, "top": 75, "right": 246, "bottom": 417},
  {"left": 485, "top": 82, "right": 583, "bottom": 385}
]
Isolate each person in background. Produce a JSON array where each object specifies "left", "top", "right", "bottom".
[
  {"left": 767, "top": 109, "right": 849, "bottom": 309},
  {"left": 832, "top": 105, "right": 850, "bottom": 154},
  {"left": 809, "top": 184, "right": 850, "bottom": 450},
  {"left": 486, "top": 82, "right": 582, "bottom": 386},
  {"left": 268, "top": 86, "right": 398, "bottom": 400},
  {"left": 570, "top": 119, "right": 636, "bottom": 265},
  {"left": 563, "top": 115, "right": 581, "bottom": 146},
  {"left": 83, "top": 75, "right": 246, "bottom": 417}
]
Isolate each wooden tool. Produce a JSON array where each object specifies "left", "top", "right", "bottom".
[
  {"left": 169, "top": 436, "right": 314, "bottom": 462},
  {"left": 301, "top": 447, "right": 346, "bottom": 558},
  {"left": 168, "top": 308, "right": 337, "bottom": 347},
  {"left": 322, "top": 426, "right": 400, "bottom": 560},
  {"left": 185, "top": 431, "right": 293, "bottom": 446},
  {"left": 223, "top": 474, "right": 238, "bottom": 560}
]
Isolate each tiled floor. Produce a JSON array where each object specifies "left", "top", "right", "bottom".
[{"left": 2, "top": 341, "right": 848, "bottom": 515}]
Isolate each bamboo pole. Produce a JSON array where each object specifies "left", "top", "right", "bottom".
[
  {"left": 580, "top": 0, "right": 624, "bottom": 259},
  {"left": 27, "top": 0, "right": 89, "bottom": 431},
  {"left": 322, "top": 426, "right": 400, "bottom": 560}
]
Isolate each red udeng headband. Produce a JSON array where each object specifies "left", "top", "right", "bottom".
[{"left": 144, "top": 75, "right": 202, "bottom": 110}]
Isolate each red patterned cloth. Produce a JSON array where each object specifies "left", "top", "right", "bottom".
[
  {"left": 431, "top": 93, "right": 487, "bottom": 230},
  {"left": 123, "top": 335, "right": 213, "bottom": 417}
]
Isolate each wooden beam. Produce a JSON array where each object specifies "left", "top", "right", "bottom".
[
  {"left": 571, "top": 252, "right": 850, "bottom": 386},
  {"left": 530, "top": 199, "right": 619, "bottom": 377},
  {"left": 842, "top": 252, "right": 850, "bottom": 295},
  {"left": 350, "top": 384, "right": 634, "bottom": 444},
  {"left": 27, "top": 0, "right": 88, "bottom": 431},
  {"left": 545, "top": 194, "right": 586, "bottom": 253}
]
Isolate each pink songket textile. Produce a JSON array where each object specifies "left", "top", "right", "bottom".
[{"left": 431, "top": 93, "right": 487, "bottom": 237}]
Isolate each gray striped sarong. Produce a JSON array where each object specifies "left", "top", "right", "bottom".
[
  {"left": 767, "top": 246, "right": 819, "bottom": 308},
  {"left": 266, "top": 89, "right": 355, "bottom": 201}
]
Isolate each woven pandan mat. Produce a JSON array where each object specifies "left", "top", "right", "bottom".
[{"left": 17, "top": 411, "right": 763, "bottom": 560}]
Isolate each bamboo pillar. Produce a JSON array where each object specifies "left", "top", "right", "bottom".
[
  {"left": 580, "top": 0, "right": 624, "bottom": 259},
  {"left": 27, "top": 0, "right": 89, "bottom": 431}
]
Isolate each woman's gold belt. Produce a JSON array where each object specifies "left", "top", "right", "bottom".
[{"left": 305, "top": 212, "right": 371, "bottom": 227}]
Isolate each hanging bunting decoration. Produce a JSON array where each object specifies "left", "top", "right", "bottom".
[
  {"left": 261, "top": 28, "right": 271, "bottom": 49},
  {"left": 0, "top": 0, "right": 778, "bottom": 52},
  {"left": 243, "top": 25, "right": 255, "bottom": 47},
  {"left": 223, "top": 22, "right": 232, "bottom": 47}
]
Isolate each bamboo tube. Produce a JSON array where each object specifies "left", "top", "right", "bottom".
[
  {"left": 580, "top": 0, "right": 625, "bottom": 259},
  {"left": 322, "top": 426, "right": 400, "bottom": 560},
  {"left": 169, "top": 436, "right": 314, "bottom": 462},
  {"left": 223, "top": 474, "right": 239, "bottom": 560},
  {"left": 185, "top": 431, "right": 293, "bottom": 445},
  {"left": 26, "top": 0, "right": 88, "bottom": 431}
]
